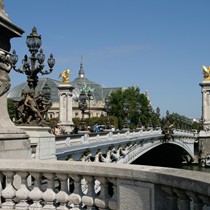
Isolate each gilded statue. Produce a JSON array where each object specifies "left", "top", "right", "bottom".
[
  {"left": 59, "top": 69, "right": 70, "bottom": 84},
  {"left": 202, "top": 65, "right": 210, "bottom": 80}
]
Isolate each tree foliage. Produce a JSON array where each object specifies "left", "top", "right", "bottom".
[
  {"left": 107, "top": 86, "right": 159, "bottom": 129},
  {"left": 161, "top": 110, "right": 196, "bottom": 130}
]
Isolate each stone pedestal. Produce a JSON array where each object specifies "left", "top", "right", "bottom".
[
  {"left": 0, "top": 94, "right": 31, "bottom": 159},
  {"left": 199, "top": 80, "right": 210, "bottom": 162},
  {"left": 200, "top": 81, "right": 210, "bottom": 130},
  {"left": 0, "top": 1, "right": 31, "bottom": 159},
  {"left": 58, "top": 84, "right": 75, "bottom": 133},
  {"left": 19, "top": 126, "right": 56, "bottom": 160}
]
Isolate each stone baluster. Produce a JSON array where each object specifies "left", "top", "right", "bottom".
[
  {"left": 15, "top": 171, "right": 30, "bottom": 210},
  {"left": 186, "top": 191, "right": 204, "bottom": 210},
  {"left": 1, "top": 171, "right": 16, "bottom": 209},
  {"left": 82, "top": 176, "right": 97, "bottom": 209},
  {"left": 94, "top": 177, "right": 110, "bottom": 210},
  {"left": 55, "top": 173, "right": 68, "bottom": 210},
  {"left": 29, "top": 172, "right": 43, "bottom": 210},
  {"left": 42, "top": 173, "right": 56, "bottom": 209},
  {"left": 161, "top": 186, "right": 178, "bottom": 210},
  {"left": 108, "top": 178, "right": 118, "bottom": 210},
  {"left": 68, "top": 175, "right": 82, "bottom": 209},
  {"left": 173, "top": 188, "right": 191, "bottom": 210}
]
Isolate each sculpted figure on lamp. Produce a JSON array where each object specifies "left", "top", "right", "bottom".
[
  {"left": 59, "top": 69, "right": 70, "bottom": 84},
  {"left": 202, "top": 65, "right": 210, "bottom": 80}
]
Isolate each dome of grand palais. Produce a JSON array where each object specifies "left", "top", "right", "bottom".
[{"left": 8, "top": 62, "right": 121, "bottom": 119}]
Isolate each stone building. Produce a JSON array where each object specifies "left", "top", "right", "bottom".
[{"left": 8, "top": 62, "right": 121, "bottom": 120}]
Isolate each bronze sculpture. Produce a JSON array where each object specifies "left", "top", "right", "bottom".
[{"left": 10, "top": 27, "right": 55, "bottom": 125}]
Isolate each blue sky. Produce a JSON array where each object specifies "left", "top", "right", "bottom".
[{"left": 4, "top": 0, "right": 210, "bottom": 119}]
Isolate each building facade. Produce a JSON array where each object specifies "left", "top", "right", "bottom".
[{"left": 8, "top": 62, "right": 122, "bottom": 120}]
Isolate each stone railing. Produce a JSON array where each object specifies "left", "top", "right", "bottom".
[
  {"left": 0, "top": 159, "right": 210, "bottom": 210},
  {"left": 55, "top": 129, "right": 196, "bottom": 162},
  {"left": 55, "top": 129, "right": 196, "bottom": 149}
]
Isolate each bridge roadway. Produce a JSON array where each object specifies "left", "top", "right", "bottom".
[{"left": 55, "top": 128, "right": 197, "bottom": 165}]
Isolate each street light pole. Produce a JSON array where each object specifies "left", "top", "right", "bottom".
[
  {"left": 137, "top": 103, "right": 142, "bottom": 129},
  {"left": 87, "top": 90, "right": 92, "bottom": 126},
  {"left": 104, "top": 97, "right": 112, "bottom": 129},
  {"left": 10, "top": 26, "right": 55, "bottom": 91},
  {"left": 78, "top": 90, "right": 87, "bottom": 130},
  {"left": 123, "top": 101, "right": 130, "bottom": 130},
  {"left": 9, "top": 26, "right": 55, "bottom": 125}
]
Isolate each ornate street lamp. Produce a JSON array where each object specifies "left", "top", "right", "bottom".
[
  {"left": 137, "top": 103, "right": 142, "bottom": 128},
  {"left": 87, "top": 90, "right": 92, "bottom": 125},
  {"left": 78, "top": 90, "right": 87, "bottom": 130},
  {"left": 123, "top": 101, "right": 130, "bottom": 129},
  {"left": 10, "top": 26, "right": 55, "bottom": 91},
  {"left": 104, "top": 97, "right": 112, "bottom": 129},
  {"left": 79, "top": 84, "right": 94, "bottom": 126},
  {"left": 147, "top": 106, "right": 153, "bottom": 128},
  {"left": 156, "top": 107, "right": 161, "bottom": 128},
  {"left": 9, "top": 26, "right": 55, "bottom": 125}
]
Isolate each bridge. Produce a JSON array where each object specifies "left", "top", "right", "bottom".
[{"left": 55, "top": 128, "right": 197, "bottom": 166}]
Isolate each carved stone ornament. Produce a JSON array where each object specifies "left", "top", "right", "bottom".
[{"left": 0, "top": 50, "right": 12, "bottom": 97}]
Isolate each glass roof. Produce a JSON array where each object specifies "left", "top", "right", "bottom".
[{"left": 8, "top": 77, "right": 121, "bottom": 102}]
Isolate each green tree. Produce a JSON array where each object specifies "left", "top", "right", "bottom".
[
  {"left": 108, "top": 86, "right": 157, "bottom": 129},
  {"left": 162, "top": 111, "right": 195, "bottom": 130}
]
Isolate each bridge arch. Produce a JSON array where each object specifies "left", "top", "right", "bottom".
[{"left": 130, "top": 142, "right": 193, "bottom": 167}]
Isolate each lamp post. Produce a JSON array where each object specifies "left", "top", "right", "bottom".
[
  {"left": 137, "top": 103, "right": 142, "bottom": 129},
  {"left": 156, "top": 107, "right": 161, "bottom": 128},
  {"left": 87, "top": 90, "right": 92, "bottom": 126},
  {"left": 104, "top": 97, "right": 112, "bottom": 129},
  {"left": 9, "top": 26, "right": 55, "bottom": 125},
  {"left": 78, "top": 90, "right": 87, "bottom": 130},
  {"left": 147, "top": 106, "right": 153, "bottom": 129},
  {"left": 79, "top": 84, "right": 94, "bottom": 126},
  {"left": 10, "top": 26, "right": 55, "bottom": 91},
  {"left": 123, "top": 101, "right": 130, "bottom": 129}
]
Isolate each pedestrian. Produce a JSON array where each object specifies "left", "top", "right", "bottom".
[
  {"left": 53, "top": 123, "right": 67, "bottom": 135},
  {"left": 111, "top": 125, "right": 115, "bottom": 132},
  {"left": 94, "top": 123, "right": 99, "bottom": 133}
]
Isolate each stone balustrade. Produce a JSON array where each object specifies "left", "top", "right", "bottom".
[
  {"left": 56, "top": 129, "right": 196, "bottom": 163},
  {"left": 0, "top": 159, "right": 209, "bottom": 210}
]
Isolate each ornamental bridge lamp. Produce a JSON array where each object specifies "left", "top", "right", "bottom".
[
  {"left": 104, "top": 97, "right": 112, "bottom": 129},
  {"left": 78, "top": 90, "right": 88, "bottom": 131},
  {"left": 10, "top": 26, "right": 55, "bottom": 92},
  {"left": 123, "top": 101, "right": 130, "bottom": 130},
  {"left": 9, "top": 26, "right": 55, "bottom": 125}
]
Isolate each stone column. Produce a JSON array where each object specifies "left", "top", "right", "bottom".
[
  {"left": 58, "top": 84, "right": 75, "bottom": 133},
  {"left": 0, "top": 0, "right": 31, "bottom": 159},
  {"left": 200, "top": 81, "right": 210, "bottom": 130}
]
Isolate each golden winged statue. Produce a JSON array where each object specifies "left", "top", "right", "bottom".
[
  {"left": 202, "top": 65, "right": 210, "bottom": 81},
  {"left": 59, "top": 69, "right": 70, "bottom": 84}
]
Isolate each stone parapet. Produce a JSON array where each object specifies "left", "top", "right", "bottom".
[
  {"left": 0, "top": 159, "right": 209, "bottom": 209},
  {"left": 19, "top": 126, "right": 56, "bottom": 160}
]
